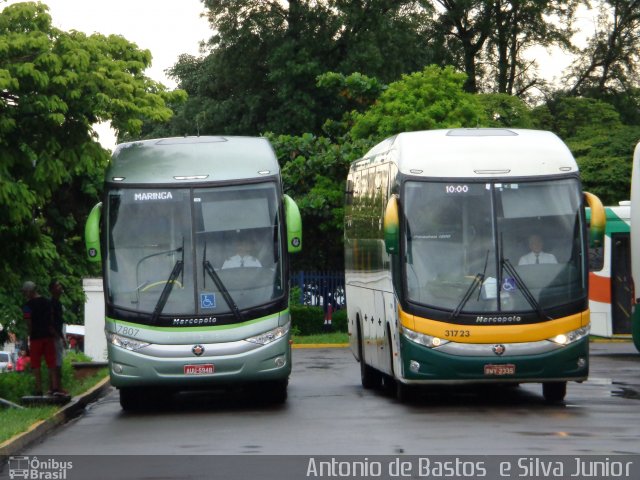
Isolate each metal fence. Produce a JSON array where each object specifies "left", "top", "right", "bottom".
[{"left": 292, "top": 271, "right": 345, "bottom": 308}]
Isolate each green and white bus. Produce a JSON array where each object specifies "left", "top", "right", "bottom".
[
  {"left": 345, "top": 129, "right": 605, "bottom": 403},
  {"left": 85, "top": 136, "right": 302, "bottom": 409},
  {"left": 631, "top": 141, "right": 640, "bottom": 352},
  {"left": 588, "top": 202, "right": 632, "bottom": 340}
]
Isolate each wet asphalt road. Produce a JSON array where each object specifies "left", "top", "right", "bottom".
[{"left": 20, "top": 341, "right": 640, "bottom": 456}]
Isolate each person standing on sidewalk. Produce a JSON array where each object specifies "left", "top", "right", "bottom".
[
  {"left": 21, "top": 281, "right": 61, "bottom": 396},
  {"left": 49, "top": 279, "right": 69, "bottom": 395}
]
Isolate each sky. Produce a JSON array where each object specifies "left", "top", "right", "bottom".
[{"left": 3, "top": 0, "right": 212, "bottom": 149}]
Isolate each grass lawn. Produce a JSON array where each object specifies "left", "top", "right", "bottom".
[
  {"left": 0, "top": 406, "right": 59, "bottom": 444},
  {"left": 292, "top": 332, "right": 349, "bottom": 345}
]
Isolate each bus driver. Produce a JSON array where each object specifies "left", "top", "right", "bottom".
[{"left": 518, "top": 234, "right": 558, "bottom": 265}]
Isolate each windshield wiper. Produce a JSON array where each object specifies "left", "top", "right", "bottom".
[
  {"left": 501, "top": 257, "right": 551, "bottom": 320},
  {"left": 449, "top": 249, "right": 490, "bottom": 321},
  {"left": 135, "top": 244, "right": 184, "bottom": 304},
  {"left": 151, "top": 241, "right": 184, "bottom": 324},
  {"left": 202, "top": 242, "right": 242, "bottom": 322}
]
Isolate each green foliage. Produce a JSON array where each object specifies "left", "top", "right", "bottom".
[
  {"left": 532, "top": 96, "right": 637, "bottom": 205},
  {"left": 0, "top": 2, "right": 180, "bottom": 333},
  {"left": 156, "top": 0, "right": 443, "bottom": 137},
  {"left": 476, "top": 94, "right": 534, "bottom": 128},
  {"left": 291, "top": 305, "right": 325, "bottom": 335},
  {"left": 349, "top": 65, "right": 485, "bottom": 141},
  {"left": 316, "top": 72, "right": 387, "bottom": 139},
  {"left": 565, "top": 0, "right": 640, "bottom": 98},
  {"left": 0, "top": 371, "right": 35, "bottom": 403},
  {"left": 331, "top": 308, "right": 348, "bottom": 333},
  {"left": 290, "top": 305, "right": 347, "bottom": 335},
  {"left": 436, "top": 0, "right": 580, "bottom": 95},
  {"left": 268, "top": 132, "right": 372, "bottom": 270},
  {"left": 532, "top": 96, "right": 623, "bottom": 139},
  {"left": 567, "top": 124, "right": 640, "bottom": 204},
  {"left": 0, "top": 350, "right": 103, "bottom": 405},
  {"left": 0, "top": 407, "right": 57, "bottom": 444}
]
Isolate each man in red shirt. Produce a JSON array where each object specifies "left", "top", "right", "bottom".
[{"left": 22, "top": 281, "right": 61, "bottom": 396}]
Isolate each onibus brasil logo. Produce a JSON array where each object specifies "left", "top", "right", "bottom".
[{"left": 8, "top": 456, "right": 73, "bottom": 479}]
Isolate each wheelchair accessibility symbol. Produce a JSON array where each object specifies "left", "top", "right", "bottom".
[
  {"left": 502, "top": 277, "right": 517, "bottom": 292},
  {"left": 200, "top": 293, "right": 216, "bottom": 309}
]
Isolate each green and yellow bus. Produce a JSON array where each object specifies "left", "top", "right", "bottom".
[
  {"left": 345, "top": 129, "right": 605, "bottom": 403},
  {"left": 85, "top": 136, "right": 301, "bottom": 409}
]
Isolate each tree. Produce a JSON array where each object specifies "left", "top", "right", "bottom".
[
  {"left": 532, "top": 96, "right": 637, "bottom": 204},
  {"left": 531, "top": 96, "right": 622, "bottom": 138},
  {"left": 486, "top": 0, "right": 579, "bottom": 97},
  {"left": 476, "top": 93, "right": 534, "bottom": 128},
  {"left": 267, "top": 133, "right": 372, "bottom": 270},
  {"left": 349, "top": 65, "right": 485, "bottom": 141},
  {"left": 0, "top": 2, "right": 183, "bottom": 335},
  {"left": 431, "top": 0, "right": 580, "bottom": 95},
  {"left": 431, "top": 0, "right": 493, "bottom": 93},
  {"left": 567, "top": 124, "right": 640, "bottom": 204},
  {"left": 160, "top": 0, "right": 442, "bottom": 137},
  {"left": 567, "top": 0, "right": 640, "bottom": 97}
]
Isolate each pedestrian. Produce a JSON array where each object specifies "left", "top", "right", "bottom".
[
  {"left": 21, "top": 281, "right": 61, "bottom": 396},
  {"left": 49, "top": 279, "right": 69, "bottom": 395},
  {"left": 15, "top": 349, "right": 31, "bottom": 372}
]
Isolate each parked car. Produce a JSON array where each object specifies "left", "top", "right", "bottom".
[{"left": 0, "top": 351, "right": 14, "bottom": 373}]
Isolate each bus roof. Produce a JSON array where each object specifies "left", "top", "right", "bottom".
[
  {"left": 107, "top": 136, "right": 279, "bottom": 184},
  {"left": 358, "top": 129, "right": 578, "bottom": 178}
]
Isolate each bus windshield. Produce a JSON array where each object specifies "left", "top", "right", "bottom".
[
  {"left": 106, "top": 182, "right": 284, "bottom": 320},
  {"left": 403, "top": 179, "right": 586, "bottom": 315}
]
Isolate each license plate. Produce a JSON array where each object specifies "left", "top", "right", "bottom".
[
  {"left": 484, "top": 364, "right": 515, "bottom": 376},
  {"left": 184, "top": 364, "right": 214, "bottom": 375}
]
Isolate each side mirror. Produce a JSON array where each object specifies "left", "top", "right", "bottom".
[
  {"left": 584, "top": 192, "right": 605, "bottom": 272},
  {"left": 85, "top": 202, "right": 102, "bottom": 263},
  {"left": 584, "top": 192, "right": 605, "bottom": 248},
  {"left": 284, "top": 194, "right": 302, "bottom": 254},
  {"left": 384, "top": 195, "right": 399, "bottom": 254}
]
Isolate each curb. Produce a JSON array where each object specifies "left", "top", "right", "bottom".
[{"left": 0, "top": 376, "right": 112, "bottom": 457}]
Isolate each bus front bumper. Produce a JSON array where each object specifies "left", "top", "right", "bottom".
[
  {"left": 398, "top": 336, "right": 588, "bottom": 384},
  {"left": 107, "top": 335, "right": 291, "bottom": 389}
]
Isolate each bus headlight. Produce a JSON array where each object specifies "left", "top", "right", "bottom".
[
  {"left": 401, "top": 326, "right": 449, "bottom": 348},
  {"left": 549, "top": 325, "right": 590, "bottom": 345},
  {"left": 246, "top": 323, "right": 290, "bottom": 346},
  {"left": 107, "top": 332, "right": 150, "bottom": 352}
]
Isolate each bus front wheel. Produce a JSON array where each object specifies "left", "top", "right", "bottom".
[
  {"left": 119, "top": 387, "right": 144, "bottom": 411},
  {"left": 542, "top": 381, "right": 567, "bottom": 403},
  {"left": 357, "top": 323, "right": 381, "bottom": 389}
]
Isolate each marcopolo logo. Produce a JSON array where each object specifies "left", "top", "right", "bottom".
[
  {"left": 476, "top": 315, "right": 522, "bottom": 324},
  {"left": 8, "top": 456, "right": 73, "bottom": 479}
]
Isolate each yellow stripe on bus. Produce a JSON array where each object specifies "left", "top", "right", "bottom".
[{"left": 399, "top": 307, "right": 589, "bottom": 344}]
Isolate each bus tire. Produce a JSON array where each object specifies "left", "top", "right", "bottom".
[
  {"left": 119, "top": 387, "right": 144, "bottom": 411},
  {"left": 252, "top": 379, "right": 288, "bottom": 404},
  {"left": 542, "top": 381, "right": 567, "bottom": 403},
  {"left": 396, "top": 381, "right": 416, "bottom": 403},
  {"left": 266, "top": 379, "right": 288, "bottom": 404},
  {"left": 357, "top": 322, "right": 381, "bottom": 389}
]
